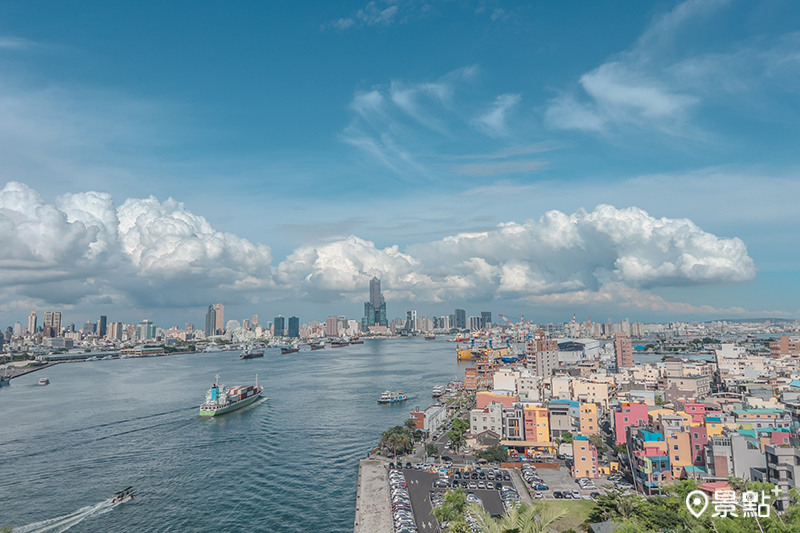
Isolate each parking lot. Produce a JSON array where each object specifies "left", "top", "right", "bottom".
[{"left": 515, "top": 465, "right": 616, "bottom": 500}]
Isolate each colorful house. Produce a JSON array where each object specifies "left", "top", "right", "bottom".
[
  {"left": 614, "top": 402, "right": 648, "bottom": 445},
  {"left": 628, "top": 428, "right": 671, "bottom": 495},
  {"left": 573, "top": 435, "right": 599, "bottom": 479}
]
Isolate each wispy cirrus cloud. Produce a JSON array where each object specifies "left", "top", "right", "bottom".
[
  {"left": 545, "top": 0, "right": 800, "bottom": 139},
  {"left": 324, "top": 1, "right": 417, "bottom": 31},
  {"left": 341, "top": 67, "right": 547, "bottom": 180},
  {"left": 0, "top": 36, "right": 36, "bottom": 49},
  {"left": 473, "top": 93, "right": 521, "bottom": 137}
]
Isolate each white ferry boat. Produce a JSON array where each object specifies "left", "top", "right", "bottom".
[{"left": 377, "top": 390, "right": 408, "bottom": 404}]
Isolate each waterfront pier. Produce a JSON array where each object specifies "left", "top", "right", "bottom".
[{"left": 353, "top": 459, "right": 393, "bottom": 533}]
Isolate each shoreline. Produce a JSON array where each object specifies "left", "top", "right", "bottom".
[
  {"left": 353, "top": 458, "right": 393, "bottom": 533},
  {"left": 4, "top": 361, "right": 60, "bottom": 379}
]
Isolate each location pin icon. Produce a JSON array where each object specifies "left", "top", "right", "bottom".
[{"left": 686, "top": 490, "right": 709, "bottom": 518}]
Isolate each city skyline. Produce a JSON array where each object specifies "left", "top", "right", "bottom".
[{"left": 1, "top": 1, "right": 799, "bottom": 324}]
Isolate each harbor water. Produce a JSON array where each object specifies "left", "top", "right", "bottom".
[{"left": 0, "top": 338, "right": 465, "bottom": 532}]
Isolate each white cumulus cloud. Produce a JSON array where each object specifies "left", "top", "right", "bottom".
[{"left": 0, "top": 182, "right": 756, "bottom": 315}]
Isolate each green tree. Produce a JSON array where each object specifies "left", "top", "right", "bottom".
[
  {"left": 468, "top": 502, "right": 565, "bottom": 533},
  {"left": 432, "top": 488, "right": 468, "bottom": 525},
  {"left": 379, "top": 425, "right": 415, "bottom": 456},
  {"left": 561, "top": 432, "right": 573, "bottom": 444},
  {"left": 613, "top": 444, "right": 628, "bottom": 456},
  {"left": 426, "top": 443, "right": 439, "bottom": 457},
  {"left": 448, "top": 418, "right": 470, "bottom": 453},
  {"left": 404, "top": 418, "right": 417, "bottom": 431},
  {"left": 588, "top": 434, "right": 608, "bottom": 456},
  {"left": 477, "top": 445, "right": 508, "bottom": 463}
]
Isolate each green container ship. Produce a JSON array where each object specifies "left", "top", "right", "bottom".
[{"left": 199, "top": 374, "right": 264, "bottom": 416}]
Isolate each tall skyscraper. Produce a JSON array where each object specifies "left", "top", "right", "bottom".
[
  {"left": 362, "top": 276, "right": 388, "bottom": 330},
  {"left": 213, "top": 304, "right": 225, "bottom": 334},
  {"left": 44, "top": 311, "right": 62, "bottom": 332},
  {"left": 98, "top": 315, "right": 107, "bottom": 337},
  {"left": 615, "top": 332, "right": 633, "bottom": 370},
  {"left": 480, "top": 311, "right": 492, "bottom": 329},
  {"left": 526, "top": 330, "right": 558, "bottom": 378},
  {"left": 274, "top": 316, "right": 285, "bottom": 337},
  {"left": 325, "top": 316, "right": 338, "bottom": 337},
  {"left": 288, "top": 316, "right": 299, "bottom": 338},
  {"left": 251, "top": 314, "right": 258, "bottom": 326},
  {"left": 27, "top": 311, "right": 37, "bottom": 334},
  {"left": 139, "top": 319, "right": 155, "bottom": 341},
  {"left": 109, "top": 322, "right": 124, "bottom": 340},
  {"left": 405, "top": 310, "right": 416, "bottom": 332},
  {"left": 205, "top": 305, "right": 216, "bottom": 337},
  {"left": 454, "top": 309, "right": 466, "bottom": 329}
]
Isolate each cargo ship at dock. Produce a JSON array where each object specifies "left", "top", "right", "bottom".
[
  {"left": 200, "top": 375, "right": 264, "bottom": 416},
  {"left": 241, "top": 346, "right": 265, "bottom": 359}
]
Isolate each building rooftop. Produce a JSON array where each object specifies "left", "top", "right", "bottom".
[{"left": 733, "top": 408, "right": 786, "bottom": 415}]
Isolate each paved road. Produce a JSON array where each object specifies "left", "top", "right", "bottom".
[{"left": 403, "top": 470, "right": 443, "bottom": 533}]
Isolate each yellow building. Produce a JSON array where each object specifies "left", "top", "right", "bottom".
[
  {"left": 579, "top": 402, "right": 599, "bottom": 436},
  {"left": 523, "top": 403, "right": 550, "bottom": 443}
]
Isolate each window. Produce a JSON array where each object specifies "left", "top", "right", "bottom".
[
  {"left": 694, "top": 433, "right": 699, "bottom": 439},
  {"left": 673, "top": 445, "right": 679, "bottom": 451},
  {"left": 581, "top": 457, "right": 586, "bottom": 462},
  {"left": 674, "top": 456, "right": 679, "bottom": 461},
  {"left": 624, "top": 417, "right": 629, "bottom": 422}
]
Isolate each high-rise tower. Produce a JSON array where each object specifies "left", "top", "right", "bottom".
[
  {"left": 205, "top": 305, "right": 216, "bottom": 337},
  {"left": 362, "top": 276, "right": 388, "bottom": 330}
]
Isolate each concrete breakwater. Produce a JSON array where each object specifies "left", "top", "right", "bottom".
[{"left": 354, "top": 459, "right": 393, "bottom": 533}]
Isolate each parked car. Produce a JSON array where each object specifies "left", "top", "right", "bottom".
[
  {"left": 534, "top": 492, "right": 544, "bottom": 499},
  {"left": 571, "top": 490, "right": 581, "bottom": 499},
  {"left": 534, "top": 484, "right": 549, "bottom": 491},
  {"left": 553, "top": 491, "right": 564, "bottom": 499}
]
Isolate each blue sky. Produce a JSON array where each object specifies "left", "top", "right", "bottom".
[{"left": 0, "top": 0, "right": 799, "bottom": 327}]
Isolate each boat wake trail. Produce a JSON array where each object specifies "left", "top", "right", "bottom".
[{"left": 13, "top": 499, "right": 121, "bottom": 533}]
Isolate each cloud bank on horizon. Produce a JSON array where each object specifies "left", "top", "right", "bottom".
[{"left": 0, "top": 181, "right": 755, "bottom": 316}]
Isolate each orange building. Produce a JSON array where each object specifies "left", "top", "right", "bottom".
[
  {"left": 476, "top": 391, "right": 518, "bottom": 409},
  {"left": 579, "top": 402, "right": 599, "bottom": 436},
  {"left": 667, "top": 431, "right": 693, "bottom": 478},
  {"left": 572, "top": 436, "right": 599, "bottom": 479},
  {"left": 769, "top": 335, "right": 800, "bottom": 357},
  {"left": 523, "top": 404, "right": 550, "bottom": 443}
]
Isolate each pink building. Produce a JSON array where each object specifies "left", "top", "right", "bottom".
[
  {"left": 614, "top": 402, "right": 649, "bottom": 445},
  {"left": 689, "top": 426, "right": 708, "bottom": 466},
  {"left": 685, "top": 402, "right": 706, "bottom": 425}
]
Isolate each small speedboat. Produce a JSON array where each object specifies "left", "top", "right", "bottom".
[
  {"left": 38, "top": 377, "right": 50, "bottom": 386},
  {"left": 111, "top": 486, "right": 135, "bottom": 503}
]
